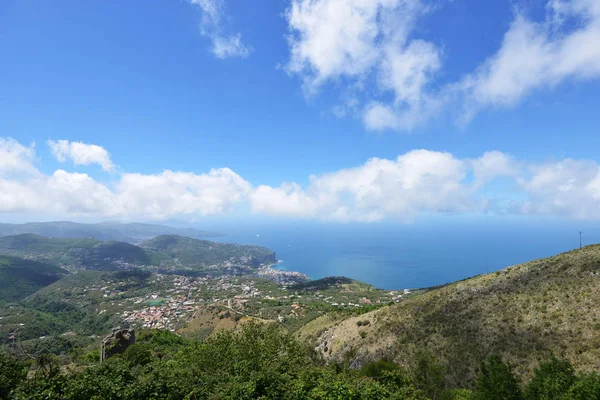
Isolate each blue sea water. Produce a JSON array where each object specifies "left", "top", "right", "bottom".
[{"left": 208, "top": 218, "right": 600, "bottom": 290}]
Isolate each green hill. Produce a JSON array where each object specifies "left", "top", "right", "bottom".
[
  {"left": 0, "top": 255, "right": 68, "bottom": 301},
  {"left": 301, "top": 244, "right": 600, "bottom": 388},
  {"left": 0, "top": 234, "right": 164, "bottom": 270},
  {"left": 140, "top": 235, "right": 277, "bottom": 273},
  {"left": 291, "top": 276, "right": 377, "bottom": 292}
]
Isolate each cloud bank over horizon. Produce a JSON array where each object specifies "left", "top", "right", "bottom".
[{"left": 2, "top": 137, "right": 600, "bottom": 223}]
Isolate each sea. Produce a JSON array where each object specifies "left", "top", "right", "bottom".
[{"left": 208, "top": 218, "right": 600, "bottom": 290}]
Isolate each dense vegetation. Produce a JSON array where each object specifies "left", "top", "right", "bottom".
[
  {"left": 0, "top": 255, "right": 68, "bottom": 302},
  {"left": 303, "top": 245, "right": 600, "bottom": 388},
  {"left": 1, "top": 324, "right": 599, "bottom": 399},
  {"left": 0, "top": 221, "right": 220, "bottom": 243}
]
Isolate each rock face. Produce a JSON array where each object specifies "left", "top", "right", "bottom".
[{"left": 101, "top": 328, "right": 135, "bottom": 362}]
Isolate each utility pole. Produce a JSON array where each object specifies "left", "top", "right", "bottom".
[{"left": 580, "top": 231, "right": 583, "bottom": 250}]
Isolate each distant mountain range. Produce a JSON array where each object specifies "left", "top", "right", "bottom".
[{"left": 0, "top": 221, "right": 221, "bottom": 244}]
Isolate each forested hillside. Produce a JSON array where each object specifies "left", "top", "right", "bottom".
[{"left": 0, "top": 256, "right": 68, "bottom": 302}]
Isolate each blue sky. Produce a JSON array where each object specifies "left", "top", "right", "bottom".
[{"left": 1, "top": 0, "right": 600, "bottom": 224}]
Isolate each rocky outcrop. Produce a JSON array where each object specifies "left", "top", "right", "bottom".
[{"left": 101, "top": 327, "right": 135, "bottom": 362}]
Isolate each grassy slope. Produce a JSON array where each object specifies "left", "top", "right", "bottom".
[
  {"left": 0, "top": 255, "right": 68, "bottom": 301},
  {"left": 300, "top": 245, "right": 600, "bottom": 388}
]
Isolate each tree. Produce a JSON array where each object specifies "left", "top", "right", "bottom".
[
  {"left": 473, "top": 355, "right": 523, "bottom": 400},
  {"left": 524, "top": 356, "right": 576, "bottom": 400},
  {"left": 411, "top": 351, "right": 446, "bottom": 400},
  {"left": 0, "top": 351, "right": 28, "bottom": 399},
  {"left": 563, "top": 372, "right": 600, "bottom": 400}
]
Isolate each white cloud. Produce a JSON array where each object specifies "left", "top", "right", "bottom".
[
  {"left": 250, "top": 150, "right": 474, "bottom": 222},
  {"left": 0, "top": 138, "right": 37, "bottom": 175},
  {"left": 212, "top": 34, "right": 251, "bottom": 59},
  {"left": 115, "top": 169, "right": 251, "bottom": 219},
  {"left": 47, "top": 140, "right": 115, "bottom": 172},
  {"left": 517, "top": 158, "right": 600, "bottom": 219},
  {"left": 285, "top": 0, "right": 600, "bottom": 130},
  {"left": 189, "top": 0, "right": 252, "bottom": 59},
  {"left": 458, "top": 0, "right": 600, "bottom": 122},
  {"left": 2, "top": 138, "right": 250, "bottom": 220},
  {"left": 285, "top": 0, "right": 441, "bottom": 130},
  {"left": 470, "top": 151, "right": 518, "bottom": 186},
  {"left": 5, "top": 137, "right": 600, "bottom": 221}
]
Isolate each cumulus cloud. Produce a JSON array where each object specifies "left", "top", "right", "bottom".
[
  {"left": 189, "top": 0, "right": 252, "bottom": 59},
  {"left": 517, "top": 158, "right": 600, "bottom": 219},
  {"left": 4, "top": 137, "right": 600, "bottom": 221},
  {"left": 0, "top": 138, "right": 38, "bottom": 175},
  {"left": 285, "top": 0, "right": 440, "bottom": 130},
  {"left": 250, "top": 150, "right": 474, "bottom": 222},
  {"left": 1, "top": 138, "right": 250, "bottom": 220},
  {"left": 47, "top": 140, "right": 115, "bottom": 172},
  {"left": 284, "top": 0, "right": 600, "bottom": 130}
]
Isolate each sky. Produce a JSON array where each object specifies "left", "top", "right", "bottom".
[{"left": 1, "top": 0, "right": 600, "bottom": 225}]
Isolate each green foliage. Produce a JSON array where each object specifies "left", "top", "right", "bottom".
[
  {"left": 524, "top": 356, "right": 576, "bottom": 400},
  {"left": 361, "top": 359, "right": 399, "bottom": 378},
  {"left": 473, "top": 355, "right": 522, "bottom": 400},
  {"left": 564, "top": 372, "right": 600, "bottom": 400},
  {"left": 0, "top": 351, "right": 28, "bottom": 399},
  {"left": 4, "top": 329, "right": 600, "bottom": 399},
  {"left": 445, "top": 389, "right": 473, "bottom": 400},
  {"left": 411, "top": 351, "right": 446, "bottom": 400},
  {"left": 0, "top": 234, "right": 160, "bottom": 271},
  {"left": 0, "top": 255, "right": 68, "bottom": 301}
]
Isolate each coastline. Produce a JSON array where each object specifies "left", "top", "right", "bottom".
[{"left": 257, "top": 260, "right": 309, "bottom": 285}]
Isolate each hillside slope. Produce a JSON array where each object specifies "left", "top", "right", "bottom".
[
  {"left": 0, "top": 234, "right": 164, "bottom": 270},
  {"left": 140, "top": 235, "right": 277, "bottom": 273},
  {"left": 0, "top": 255, "right": 68, "bottom": 301},
  {"left": 302, "top": 245, "right": 600, "bottom": 388}
]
